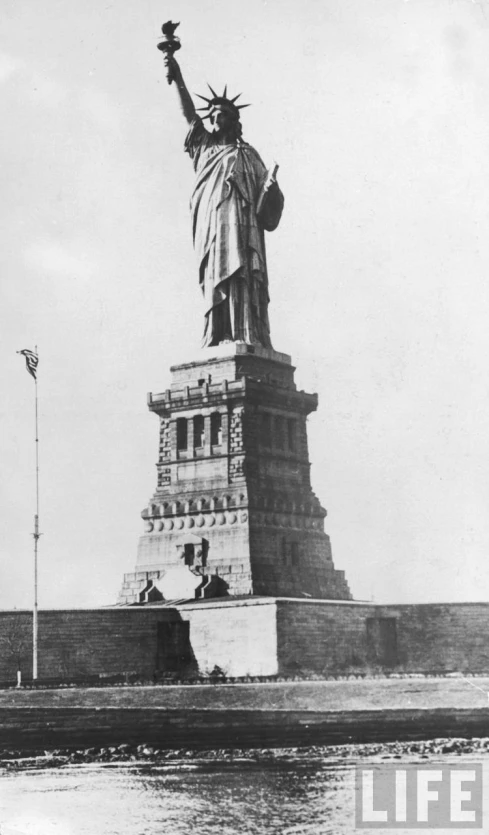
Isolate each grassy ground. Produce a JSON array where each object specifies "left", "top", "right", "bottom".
[{"left": 0, "top": 676, "right": 487, "bottom": 711}]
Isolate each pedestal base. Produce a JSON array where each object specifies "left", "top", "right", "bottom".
[{"left": 119, "top": 346, "right": 351, "bottom": 604}]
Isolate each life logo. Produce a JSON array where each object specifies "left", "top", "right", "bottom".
[{"left": 355, "top": 764, "right": 483, "bottom": 829}]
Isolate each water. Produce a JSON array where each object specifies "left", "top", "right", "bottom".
[
  {"left": 0, "top": 752, "right": 487, "bottom": 835},
  {"left": 0, "top": 756, "right": 354, "bottom": 835}
]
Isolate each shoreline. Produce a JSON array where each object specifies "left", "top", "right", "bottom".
[
  {"left": 2, "top": 706, "right": 489, "bottom": 752},
  {"left": 2, "top": 679, "right": 489, "bottom": 753},
  {"left": 3, "top": 737, "right": 489, "bottom": 772}
]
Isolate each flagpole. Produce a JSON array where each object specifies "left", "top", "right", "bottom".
[
  {"left": 32, "top": 346, "right": 39, "bottom": 681},
  {"left": 17, "top": 347, "right": 40, "bottom": 682}
]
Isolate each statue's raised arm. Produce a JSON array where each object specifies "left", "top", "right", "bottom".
[
  {"left": 164, "top": 53, "right": 196, "bottom": 125},
  {"left": 158, "top": 23, "right": 284, "bottom": 348}
]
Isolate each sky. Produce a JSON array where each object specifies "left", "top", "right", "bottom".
[{"left": 2, "top": 0, "right": 489, "bottom": 609}]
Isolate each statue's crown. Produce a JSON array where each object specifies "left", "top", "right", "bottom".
[{"left": 196, "top": 85, "right": 250, "bottom": 120}]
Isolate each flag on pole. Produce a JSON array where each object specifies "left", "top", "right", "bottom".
[{"left": 17, "top": 349, "right": 39, "bottom": 380}]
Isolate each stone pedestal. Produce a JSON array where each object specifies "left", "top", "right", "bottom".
[{"left": 119, "top": 344, "right": 351, "bottom": 604}]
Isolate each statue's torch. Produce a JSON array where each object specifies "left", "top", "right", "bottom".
[{"left": 157, "top": 21, "right": 181, "bottom": 85}]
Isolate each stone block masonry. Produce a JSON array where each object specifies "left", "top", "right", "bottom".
[
  {"left": 275, "top": 600, "right": 489, "bottom": 676},
  {"left": 119, "top": 343, "right": 351, "bottom": 604},
  {"left": 0, "top": 601, "right": 278, "bottom": 682},
  {"left": 0, "top": 608, "right": 179, "bottom": 682},
  {"left": 2, "top": 599, "right": 489, "bottom": 684}
]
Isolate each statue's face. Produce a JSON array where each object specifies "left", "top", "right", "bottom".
[{"left": 210, "top": 106, "right": 236, "bottom": 135}]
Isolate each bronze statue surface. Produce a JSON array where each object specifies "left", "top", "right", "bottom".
[{"left": 161, "top": 33, "right": 284, "bottom": 348}]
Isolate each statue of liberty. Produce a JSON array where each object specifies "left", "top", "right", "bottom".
[{"left": 161, "top": 36, "right": 284, "bottom": 348}]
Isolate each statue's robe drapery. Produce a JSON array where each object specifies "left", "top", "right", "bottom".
[{"left": 185, "top": 117, "right": 284, "bottom": 347}]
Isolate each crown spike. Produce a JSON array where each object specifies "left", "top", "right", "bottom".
[
  {"left": 230, "top": 94, "right": 242, "bottom": 103},
  {"left": 222, "top": 84, "right": 228, "bottom": 98},
  {"left": 237, "top": 104, "right": 251, "bottom": 110},
  {"left": 196, "top": 93, "right": 212, "bottom": 104},
  {"left": 207, "top": 83, "right": 218, "bottom": 98}
]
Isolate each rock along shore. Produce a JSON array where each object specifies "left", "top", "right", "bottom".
[
  {"left": 2, "top": 737, "right": 489, "bottom": 772},
  {"left": 1, "top": 680, "right": 489, "bottom": 753}
]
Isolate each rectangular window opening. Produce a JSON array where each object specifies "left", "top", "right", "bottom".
[
  {"left": 176, "top": 418, "right": 188, "bottom": 451},
  {"left": 287, "top": 419, "right": 297, "bottom": 452},
  {"left": 366, "top": 618, "right": 398, "bottom": 667},
  {"left": 193, "top": 415, "right": 205, "bottom": 449},
  {"left": 157, "top": 621, "right": 191, "bottom": 672},
  {"left": 211, "top": 412, "right": 222, "bottom": 447}
]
